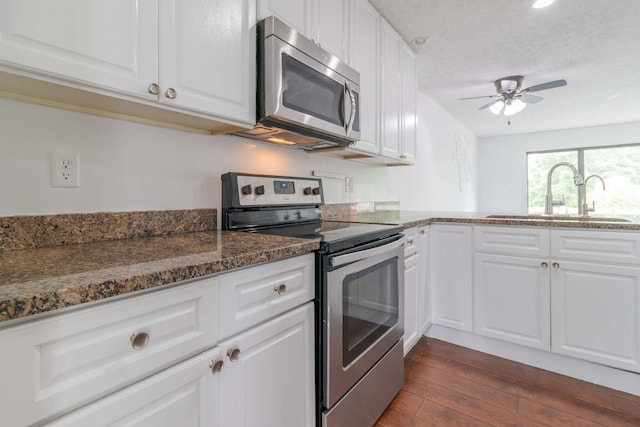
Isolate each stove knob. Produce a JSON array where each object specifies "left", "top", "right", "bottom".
[
  {"left": 255, "top": 185, "right": 265, "bottom": 195},
  {"left": 312, "top": 187, "right": 321, "bottom": 195},
  {"left": 303, "top": 187, "right": 312, "bottom": 195},
  {"left": 241, "top": 184, "right": 252, "bottom": 195}
]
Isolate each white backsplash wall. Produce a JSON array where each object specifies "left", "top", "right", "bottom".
[
  {"left": 477, "top": 121, "right": 640, "bottom": 213},
  {"left": 0, "top": 98, "right": 388, "bottom": 218},
  {"left": 387, "top": 91, "right": 478, "bottom": 211}
]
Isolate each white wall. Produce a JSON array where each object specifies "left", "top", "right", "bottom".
[
  {"left": 387, "top": 91, "right": 478, "bottom": 211},
  {"left": 0, "top": 98, "right": 388, "bottom": 218},
  {"left": 477, "top": 121, "right": 640, "bottom": 213}
]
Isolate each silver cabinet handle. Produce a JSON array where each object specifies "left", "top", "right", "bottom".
[
  {"left": 274, "top": 283, "right": 287, "bottom": 296},
  {"left": 344, "top": 81, "right": 356, "bottom": 136},
  {"left": 130, "top": 331, "right": 150, "bottom": 350},
  {"left": 419, "top": 230, "right": 425, "bottom": 236},
  {"left": 209, "top": 359, "right": 224, "bottom": 375},
  {"left": 552, "top": 262, "right": 560, "bottom": 269},
  {"left": 227, "top": 347, "right": 240, "bottom": 362},
  {"left": 331, "top": 236, "right": 407, "bottom": 267},
  {"left": 147, "top": 83, "right": 160, "bottom": 95},
  {"left": 165, "top": 88, "right": 177, "bottom": 99},
  {"left": 541, "top": 262, "right": 548, "bottom": 269}
]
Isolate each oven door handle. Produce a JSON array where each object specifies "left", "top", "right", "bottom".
[{"left": 330, "top": 236, "right": 407, "bottom": 267}]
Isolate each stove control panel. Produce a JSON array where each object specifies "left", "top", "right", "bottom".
[{"left": 222, "top": 172, "right": 323, "bottom": 207}]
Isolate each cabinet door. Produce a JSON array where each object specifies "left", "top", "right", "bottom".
[
  {"left": 315, "top": 0, "right": 348, "bottom": 60},
  {"left": 417, "top": 226, "right": 431, "bottom": 334},
  {"left": 218, "top": 303, "right": 315, "bottom": 427},
  {"left": 46, "top": 347, "right": 223, "bottom": 427},
  {"left": 347, "top": 0, "right": 379, "bottom": 154},
  {"left": 159, "top": 0, "right": 255, "bottom": 123},
  {"left": 551, "top": 260, "right": 640, "bottom": 373},
  {"left": 430, "top": 224, "right": 473, "bottom": 332},
  {"left": 400, "top": 43, "right": 417, "bottom": 163},
  {"left": 404, "top": 252, "right": 419, "bottom": 355},
  {"left": 257, "top": 0, "right": 313, "bottom": 37},
  {"left": 474, "top": 253, "right": 551, "bottom": 350},
  {"left": 0, "top": 0, "right": 157, "bottom": 99},
  {"left": 379, "top": 19, "right": 401, "bottom": 160}
]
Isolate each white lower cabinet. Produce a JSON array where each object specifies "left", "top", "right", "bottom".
[
  {"left": 403, "top": 227, "right": 419, "bottom": 355},
  {"left": 430, "top": 224, "right": 473, "bottom": 332},
  {"left": 550, "top": 230, "right": 640, "bottom": 373},
  {"left": 0, "top": 254, "right": 315, "bottom": 427},
  {"left": 473, "top": 226, "right": 551, "bottom": 350},
  {"left": 474, "top": 253, "right": 550, "bottom": 350},
  {"left": 218, "top": 303, "right": 314, "bottom": 427},
  {"left": 48, "top": 303, "right": 314, "bottom": 427},
  {"left": 417, "top": 226, "right": 431, "bottom": 335}
]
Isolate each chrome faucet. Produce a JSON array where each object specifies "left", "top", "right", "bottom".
[
  {"left": 582, "top": 174, "right": 606, "bottom": 216},
  {"left": 544, "top": 162, "right": 584, "bottom": 215}
]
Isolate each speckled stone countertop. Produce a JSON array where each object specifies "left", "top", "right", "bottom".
[
  {"left": 0, "top": 209, "right": 319, "bottom": 325},
  {"left": 327, "top": 210, "right": 640, "bottom": 230}
]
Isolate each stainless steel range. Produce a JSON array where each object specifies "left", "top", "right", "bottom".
[{"left": 221, "top": 172, "right": 405, "bottom": 427}]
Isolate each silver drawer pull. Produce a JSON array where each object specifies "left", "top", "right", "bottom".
[
  {"left": 165, "top": 87, "right": 177, "bottom": 99},
  {"left": 274, "top": 283, "right": 287, "bottom": 296},
  {"left": 552, "top": 262, "right": 560, "bottom": 269},
  {"left": 227, "top": 347, "right": 241, "bottom": 362},
  {"left": 130, "top": 332, "right": 150, "bottom": 350},
  {"left": 209, "top": 359, "right": 224, "bottom": 375},
  {"left": 147, "top": 83, "right": 160, "bottom": 95},
  {"left": 541, "top": 262, "right": 548, "bottom": 269}
]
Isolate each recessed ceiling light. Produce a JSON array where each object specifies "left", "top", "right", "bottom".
[
  {"left": 411, "top": 36, "right": 429, "bottom": 46},
  {"left": 532, "top": 0, "right": 556, "bottom": 8}
]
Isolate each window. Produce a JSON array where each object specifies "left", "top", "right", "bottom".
[{"left": 527, "top": 144, "right": 640, "bottom": 221}]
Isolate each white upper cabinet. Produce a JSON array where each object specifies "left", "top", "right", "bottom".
[
  {"left": 400, "top": 43, "right": 417, "bottom": 162},
  {"left": 0, "top": 0, "right": 158, "bottom": 98},
  {"left": 379, "top": 19, "right": 402, "bottom": 160},
  {"left": 347, "top": 0, "right": 380, "bottom": 154},
  {"left": 315, "top": 0, "right": 349, "bottom": 60},
  {"left": 257, "top": 0, "right": 313, "bottom": 38},
  {"left": 0, "top": 0, "right": 255, "bottom": 129},
  {"left": 159, "top": 0, "right": 255, "bottom": 123}
]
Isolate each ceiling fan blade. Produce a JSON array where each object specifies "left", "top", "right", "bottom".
[
  {"left": 479, "top": 99, "right": 502, "bottom": 110},
  {"left": 520, "top": 94, "right": 544, "bottom": 104},
  {"left": 459, "top": 95, "right": 499, "bottom": 100},
  {"left": 523, "top": 79, "right": 567, "bottom": 93}
]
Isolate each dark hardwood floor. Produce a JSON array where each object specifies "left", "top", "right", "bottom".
[{"left": 376, "top": 337, "right": 640, "bottom": 426}]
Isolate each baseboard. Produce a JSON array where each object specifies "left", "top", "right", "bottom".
[{"left": 425, "top": 324, "right": 640, "bottom": 397}]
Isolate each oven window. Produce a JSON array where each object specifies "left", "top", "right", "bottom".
[
  {"left": 281, "top": 53, "right": 344, "bottom": 126},
  {"left": 342, "top": 257, "right": 398, "bottom": 367}
]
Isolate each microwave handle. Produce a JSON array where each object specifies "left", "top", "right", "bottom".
[
  {"left": 344, "top": 82, "right": 357, "bottom": 136},
  {"left": 331, "top": 236, "right": 407, "bottom": 267}
]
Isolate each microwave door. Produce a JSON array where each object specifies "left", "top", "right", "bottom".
[{"left": 263, "top": 37, "right": 359, "bottom": 140}]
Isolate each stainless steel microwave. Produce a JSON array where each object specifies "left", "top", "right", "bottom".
[{"left": 234, "top": 16, "right": 361, "bottom": 151}]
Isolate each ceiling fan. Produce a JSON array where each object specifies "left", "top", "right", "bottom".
[{"left": 460, "top": 75, "right": 567, "bottom": 116}]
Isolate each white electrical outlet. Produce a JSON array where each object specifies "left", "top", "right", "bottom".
[
  {"left": 345, "top": 176, "right": 353, "bottom": 193},
  {"left": 50, "top": 152, "right": 80, "bottom": 188}
]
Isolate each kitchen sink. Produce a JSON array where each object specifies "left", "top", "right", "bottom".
[{"left": 485, "top": 214, "right": 632, "bottom": 223}]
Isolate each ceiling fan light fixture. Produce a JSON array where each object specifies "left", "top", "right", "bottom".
[
  {"left": 489, "top": 100, "right": 505, "bottom": 115},
  {"left": 532, "top": 0, "right": 556, "bottom": 9},
  {"left": 503, "top": 99, "right": 527, "bottom": 116}
]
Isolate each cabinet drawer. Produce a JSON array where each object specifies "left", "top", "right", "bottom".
[
  {"left": 0, "top": 278, "right": 219, "bottom": 427},
  {"left": 474, "top": 226, "right": 549, "bottom": 257},
  {"left": 219, "top": 254, "right": 314, "bottom": 338},
  {"left": 551, "top": 229, "right": 640, "bottom": 264}
]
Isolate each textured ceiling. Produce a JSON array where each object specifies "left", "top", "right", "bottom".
[{"left": 368, "top": 0, "right": 640, "bottom": 138}]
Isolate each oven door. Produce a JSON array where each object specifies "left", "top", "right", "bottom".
[
  {"left": 262, "top": 35, "right": 360, "bottom": 142},
  {"left": 324, "top": 235, "right": 405, "bottom": 408}
]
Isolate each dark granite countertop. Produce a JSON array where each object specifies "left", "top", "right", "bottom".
[
  {"left": 330, "top": 210, "right": 640, "bottom": 231},
  {"left": 0, "top": 230, "right": 319, "bottom": 325}
]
